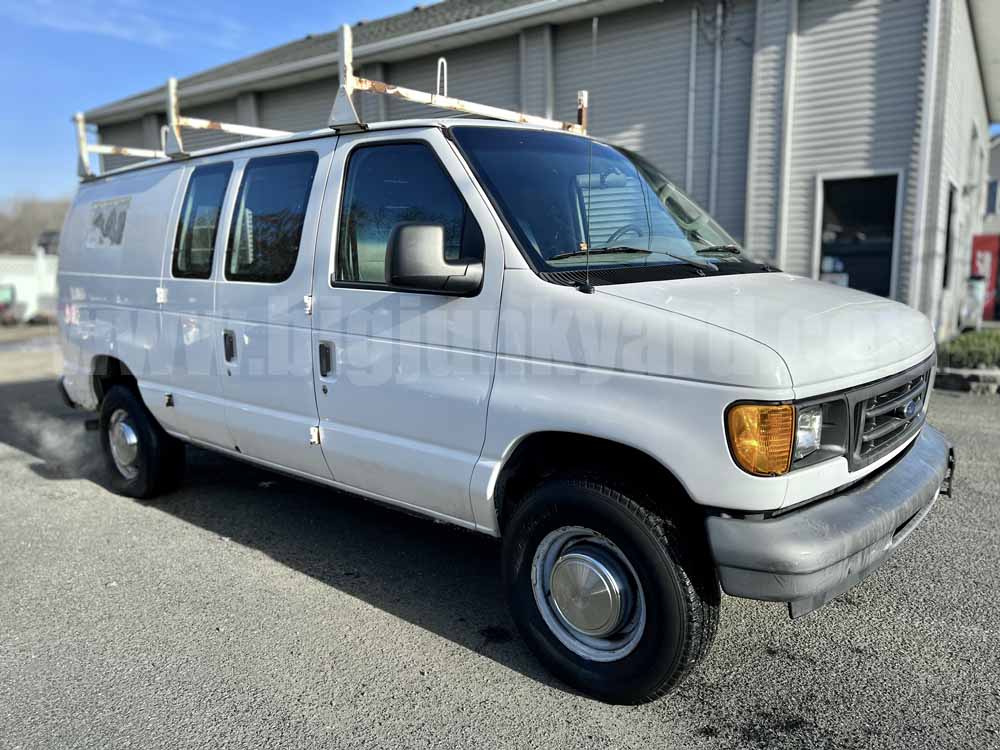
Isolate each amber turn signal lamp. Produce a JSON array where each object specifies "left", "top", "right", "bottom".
[{"left": 726, "top": 404, "right": 795, "bottom": 476}]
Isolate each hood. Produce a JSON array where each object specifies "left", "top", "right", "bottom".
[{"left": 599, "top": 272, "right": 935, "bottom": 395}]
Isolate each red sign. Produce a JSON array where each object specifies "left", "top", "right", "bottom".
[{"left": 972, "top": 235, "right": 999, "bottom": 320}]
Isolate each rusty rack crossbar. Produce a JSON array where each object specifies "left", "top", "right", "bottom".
[{"left": 74, "top": 23, "right": 588, "bottom": 180}]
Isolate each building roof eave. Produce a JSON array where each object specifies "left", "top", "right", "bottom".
[{"left": 969, "top": 0, "right": 1000, "bottom": 122}]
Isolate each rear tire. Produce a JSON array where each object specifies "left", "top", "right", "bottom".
[
  {"left": 502, "top": 476, "right": 719, "bottom": 704},
  {"left": 99, "top": 385, "right": 185, "bottom": 499}
]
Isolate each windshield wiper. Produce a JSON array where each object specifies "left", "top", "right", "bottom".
[
  {"left": 549, "top": 246, "right": 717, "bottom": 271},
  {"left": 548, "top": 247, "right": 651, "bottom": 260},
  {"left": 695, "top": 244, "right": 741, "bottom": 255}
]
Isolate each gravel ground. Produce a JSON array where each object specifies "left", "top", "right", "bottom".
[{"left": 1, "top": 342, "right": 998, "bottom": 749}]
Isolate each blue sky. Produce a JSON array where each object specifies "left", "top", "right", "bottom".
[
  {"left": 0, "top": 0, "right": 997, "bottom": 203},
  {"left": 0, "top": 0, "right": 416, "bottom": 201}
]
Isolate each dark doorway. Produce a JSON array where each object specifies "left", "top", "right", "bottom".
[{"left": 818, "top": 174, "right": 898, "bottom": 297}]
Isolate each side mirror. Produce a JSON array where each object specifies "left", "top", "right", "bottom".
[{"left": 385, "top": 223, "right": 483, "bottom": 295}]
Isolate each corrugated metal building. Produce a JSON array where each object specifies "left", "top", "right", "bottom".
[{"left": 83, "top": 0, "right": 1000, "bottom": 339}]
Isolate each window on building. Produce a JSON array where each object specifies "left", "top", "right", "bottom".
[
  {"left": 173, "top": 163, "right": 232, "bottom": 279},
  {"left": 987, "top": 179, "right": 998, "bottom": 216},
  {"left": 818, "top": 174, "right": 898, "bottom": 298},
  {"left": 335, "top": 142, "right": 483, "bottom": 285},
  {"left": 226, "top": 152, "right": 318, "bottom": 283}
]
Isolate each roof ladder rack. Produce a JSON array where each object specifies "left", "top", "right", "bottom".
[
  {"left": 73, "top": 112, "right": 166, "bottom": 179},
  {"left": 328, "top": 24, "right": 588, "bottom": 135},
  {"left": 162, "top": 77, "right": 292, "bottom": 158},
  {"left": 74, "top": 79, "right": 294, "bottom": 179},
  {"left": 74, "top": 25, "right": 589, "bottom": 180}
]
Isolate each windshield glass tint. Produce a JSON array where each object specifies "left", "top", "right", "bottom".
[{"left": 452, "top": 127, "right": 757, "bottom": 274}]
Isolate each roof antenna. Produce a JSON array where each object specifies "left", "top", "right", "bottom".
[{"left": 577, "top": 17, "right": 598, "bottom": 295}]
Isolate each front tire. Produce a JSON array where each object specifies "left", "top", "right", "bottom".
[
  {"left": 502, "top": 476, "right": 719, "bottom": 704},
  {"left": 99, "top": 385, "right": 185, "bottom": 499}
]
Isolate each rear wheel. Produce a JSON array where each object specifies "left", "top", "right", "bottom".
[
  {"left": 99, "top": 385, "right": 185, "bottom": 499},
  {"left": 502, "top": 476, "right": 719, "bottom": 704}
]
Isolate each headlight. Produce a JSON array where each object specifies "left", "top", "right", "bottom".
[
  {"left": 794, "top": 405, "right": 824, "bottom": 460},
  {"left": 726, "top": 404, "right": 795, "bottom": 476}
]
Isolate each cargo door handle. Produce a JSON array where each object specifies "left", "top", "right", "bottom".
[
  {"left": 223, "top": 329, "right": 236, "bottom": 362},
  {"left": 318, "top": 341, "right": 334, "bottom": 377}
]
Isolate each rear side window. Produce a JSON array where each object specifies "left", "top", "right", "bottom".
[
  {"left": 226, "top": 152, "right": 318, "bottom": 283},
  {"left": 173, "top": 163, "right": 232, "bottom": 279},
  {"left": 336, "top": 142, "right": 483, "bottom": 285}
]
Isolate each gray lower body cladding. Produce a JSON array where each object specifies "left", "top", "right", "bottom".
[{"left": 705, "top": 424, "right": 953, "bottom": 618}]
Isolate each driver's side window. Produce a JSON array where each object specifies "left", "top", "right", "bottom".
[{"left": 335, "top": 142, "right": 484, "bottom": 285}]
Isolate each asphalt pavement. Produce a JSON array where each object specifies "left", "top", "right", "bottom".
[{"left": 0, "top": 339, "right": 998, "bottom": 749}]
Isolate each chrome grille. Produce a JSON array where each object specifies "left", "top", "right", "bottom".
[{"left": 848, "top": 359, "right": 932, "bottom": 470}]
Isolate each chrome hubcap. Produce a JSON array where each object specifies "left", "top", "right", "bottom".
[
  {"left": 108, "top": 409, "right": 139, "bottom": 479},
  {"left": 532, "top": 526, "right": 645, "bottom": 662}
]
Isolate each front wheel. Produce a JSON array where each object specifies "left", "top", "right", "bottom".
[{"left": 502, "top": 476, "right": 719, "bottom": 704}]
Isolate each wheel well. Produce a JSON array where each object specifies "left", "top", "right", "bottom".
[
  {"left": 91, "top": 355, "right": 137, "bottom": 405},
  {"left": 493, "top": 432, "right": 696, "bottom": 534}
]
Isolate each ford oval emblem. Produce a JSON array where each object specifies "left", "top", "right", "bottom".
[{"left": 901, "top": 398, "right": 921, "bottom": 419}]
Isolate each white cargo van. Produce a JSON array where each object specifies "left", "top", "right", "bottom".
[{"left": 58, "top": 50, "right": 953, "bottom": 703}]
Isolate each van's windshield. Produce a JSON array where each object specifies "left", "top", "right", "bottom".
[{"left": 451, "top": 126, "right": 770, "bottom": 279}]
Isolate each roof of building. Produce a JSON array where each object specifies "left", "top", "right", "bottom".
[
  {"left": 85, "top": 0, "right": 1000, "bottom": 125},
  {"left": 85, "top": 0, "right": 580, "bottom": 123},
  {"left": 183, "top": 0, "right": 538, "bottom": 88}
]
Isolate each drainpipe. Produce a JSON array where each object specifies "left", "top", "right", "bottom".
[
  {"left": 743, "top": 0, "right": 765, "bottom": 250},
  {"left": 519, "top": 31, "right": 528, "bottom": 113},
  {"left": 709, "top": 2, "right": 723, "bottom": 214},
  {"left": 685, "top": 5, "right": 698, "bottom": 193},
  {"left": 543, "top": 24, "right": 555, "bottom": 120},
  {"left": 775, "top": 0, "right": 799, "bottom": 270},
  {"left": 909, "top": 0, "right": 943, "bottom": 316}
]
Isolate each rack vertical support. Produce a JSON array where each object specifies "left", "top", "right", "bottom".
[
  {"left": 577, "top": 90, "right": 589, "bottom": 132},
  {"left": 74, "top": 113, "right": 92, "bottom": 179},
  {"left": 329, "top": 25, "right": 364, "bottom": 129},
  {"left": 164, "top": 77, "right": 187, "bottom": 158}
]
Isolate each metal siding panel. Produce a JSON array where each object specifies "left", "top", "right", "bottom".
[
  {"left": 356, "top": 65, "right": 385, "bottom": 122},
  {"left": 386, "top": 37, "right": 519, "bottom": 121},
  {"left": 180, "top": 99, "right": 243, "bottom": 151},
  {"left": 521, "top": 26, "right": 549, "bottom": 116},
  {"left": 98, "top": 120, "right": 148, "bottom": 172},
  {"left": 745, "top": 0, "right": 789, "bottom": 259},
  {"left": 690, "top": 7, "right": 716, "bottom": 206},
  {"left": 715, "top": 0, "right": 755, "bottom": 242},
  {"left": 258, "top": 77, "right": 337, "bottom": 131},
  {"left": 785, "top": 0, "right": 925, "bottom": 283},
  {"left": 553, "top": 3, "right": 691, "bottom": 185}
]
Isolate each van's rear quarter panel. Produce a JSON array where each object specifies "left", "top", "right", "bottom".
[{"left": 59, "top": 166, "right": 185, "bottom": 408}]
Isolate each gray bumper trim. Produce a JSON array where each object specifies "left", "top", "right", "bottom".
[{"left": 706, "top": 425, "right": 953, "bottom": 617}]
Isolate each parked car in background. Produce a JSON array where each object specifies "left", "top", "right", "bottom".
[{"left": 0, "top": 284, "right": 16, "bottom": 326}]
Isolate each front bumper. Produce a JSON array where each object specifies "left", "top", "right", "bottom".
[{"left": 705, "top": 424, "right": 954, "bottom": 618}]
